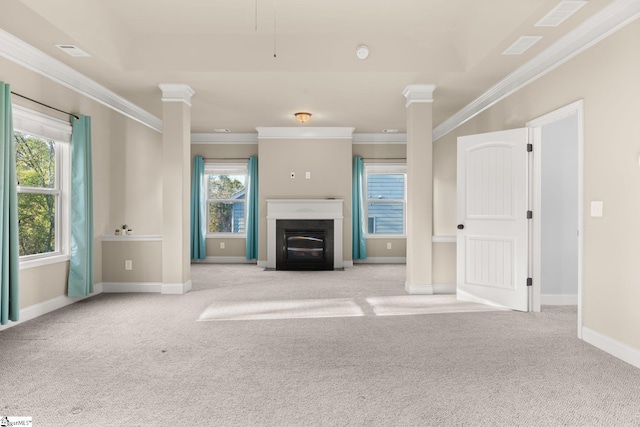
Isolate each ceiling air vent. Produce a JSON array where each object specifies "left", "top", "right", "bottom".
[
  {"left": 536, "top": 1, "right": 588, "bottom": 27},
  {"left": 55, "top": 44, "right": 91, "bottom": 57},
  {"left": 502, "top": 36, "right": 543, "bottom": 55}
]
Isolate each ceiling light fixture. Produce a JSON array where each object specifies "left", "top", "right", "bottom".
[{"left": 294, "top": 112, "right": 312, "bottom": 123}]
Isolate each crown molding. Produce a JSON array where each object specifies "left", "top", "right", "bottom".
[
  {"left": 158, "top": 84, "right": 195, "bottom": 106},
  {"left": 433, "top": 0, "right": 640, "bottom": 141},
  {"left": 0, "top": 28, "right": 162, "bottom": 133},
  {"left": 402, "top": 84, "right": 436, "bottom": 107},
  {"left": 191, "top": 133, "right": 258, "bottom": 144},
  {"left": 256, "top": 127, "right": 355, "bottom": 140}
]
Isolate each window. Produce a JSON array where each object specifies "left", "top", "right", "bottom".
[
  {"left": 205, "top": 163, "right": 248, "bottom": 235},
  {"left": 365, "top": 163, "right": 406, "bottom": 236},
  {"left": 13, "top": 105, "right": 71, "bottom": 266}
]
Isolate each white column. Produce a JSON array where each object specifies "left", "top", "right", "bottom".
[
  {"left": 158, "top": 84, "right": 195, "bottom": 294},
  {"left": 403, "top": 84, "right": 436, "bottom": 294}
]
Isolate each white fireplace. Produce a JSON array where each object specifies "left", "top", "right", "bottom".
[{"left": 266, "top": 199, "right": 344, "bottom": 269}]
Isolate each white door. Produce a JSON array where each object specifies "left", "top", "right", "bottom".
[{"left": 457, "top": 128, "right": 530, "bottom": 311}]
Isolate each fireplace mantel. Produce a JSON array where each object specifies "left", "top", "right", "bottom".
[{"left": 266, "top": 199, "right": 343, "bottom": 269}]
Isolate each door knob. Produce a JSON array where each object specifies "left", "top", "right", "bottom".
[{"left": 457, "top": 224, "right": 464, "bottom": 230}]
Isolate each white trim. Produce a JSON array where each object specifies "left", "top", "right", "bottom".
[
  {"left": 19, "top": 254, "right": 70, "bottom": 270},
  {"left": 402, "top": 84, "right": 436, "bottom": 107},
  {"left": 206, "top": 233, "right": 246, "bottom": 239},
  {"left": 0, "top": 28, "right": 162, "bottom": 133},
  {"left": 192, "top": 133, "right": 258, "bottom": 144},
  {"left": 12, "top": 104, "right": 72, "bottom": 142},
  {"left": 158, "top": 84, "right": 195, "bottom": 106},
  {"left": 582, "top": 327, "right": 640, "bottom": 370},
  {"left": 433, "top": 284, "right": 456, "bottom": 294},
  {"left": 101, "top": 280, "right": 192, "bottom": 294},
  {"left": 192, "top": 257, "right": 257, "bottom": 264},
  {"left": 432, "top": 235, "right": 456, "bottom": 243},
  {"left": 541, "top": 294, "right": 578, "bottom": 305},
  {"left": 433, "top": 0, "right": 640, "bottom": 141},
  {"left": 354, "top": 257, "right": 406, "bottom": 264},
  {"left": 0, "top": 284, "right": 103, "bottom": 332},
  {"left": 352, "top": 133, "right": 407, "bottom": 145},
  {"left": 101, "top": 234, "right": 163, "bottom": 242},
  {"left": 527, "top": 100, "right": 584, "bottom": 336},
  {"left": 256, "top": 127, "right": 354, "bottom": 140},
  {"left": 405, "top": 282, "right": 434, "bottom": 295}
]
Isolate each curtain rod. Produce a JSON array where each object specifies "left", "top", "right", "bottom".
[{"left": 11, "top": 91, "right": 80, "bottom": 120}]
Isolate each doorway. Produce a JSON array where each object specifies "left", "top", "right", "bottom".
[{"left": 528, "top": 100, "right": 584, "bottom": 337}]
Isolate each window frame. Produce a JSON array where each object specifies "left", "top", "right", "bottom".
[
  {"left": 204, "top": 162, "right": 248, "bottom": 238},
  {"left": 364, "top": 162, "right": 407, "bottom": 238},
  {"left": 13, "top": 105, "right": 72, "bottom": 270}
]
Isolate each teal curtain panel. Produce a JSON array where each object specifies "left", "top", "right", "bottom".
[
  {"left": 245, "top": 156, "right": 259, "bottom": 259},
  {"left": 352, "top": 156, "right": 367, "bottom": 260},
  {"left": 67, "top": 115, "right": 94, "bottom": 297},
  {"left": 190, "top": 155, "right": 206, "bottom": 260},
  {"left": 0, "top": 82, "right": 20, "bottom": 324}
]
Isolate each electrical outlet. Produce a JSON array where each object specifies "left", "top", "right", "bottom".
[
  {"left": 125, "top": 260, "right": 133, "bottom": 270},
  {"left": 305, "top": 171, "right": 311, "bottom": 179},
  {"left": 386, "top": 242, "right": 392, "bottom": 250},
  {"left": 220, "top": 242, "right": 225, "bottom": 249}
]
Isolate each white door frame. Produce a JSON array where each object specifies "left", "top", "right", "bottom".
[{"left": 526, "top": 100, "right": 584, "bottom": 338}]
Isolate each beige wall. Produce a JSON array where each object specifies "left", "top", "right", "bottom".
[
  {"left": 434, "top": 21, "right": 640, "bottom": 349},
  {"left": 102, "top": 241, "right": 162, "bottom": 283},
  {"left": 258, "top": 138, "right": 352, "bottom": 262}
]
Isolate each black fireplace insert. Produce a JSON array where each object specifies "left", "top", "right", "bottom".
[{"left": 276, "top": 220, "right": 334, "bottom": 270}]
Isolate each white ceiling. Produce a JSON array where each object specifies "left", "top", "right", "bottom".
[{"left": 0, "top": 0, "right": 615, "bottom": 134}]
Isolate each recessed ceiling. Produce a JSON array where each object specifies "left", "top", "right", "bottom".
[{"left": 0, "top": 0, "right": 616, "bottom": 134}]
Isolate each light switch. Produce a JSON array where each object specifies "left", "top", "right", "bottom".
[
  {"left": 125, "top": 260, "right": 133, "bottom": 270},
  {"left": 305, "top": 171, "right": 311, "bottom": 179},
  {"left": 590, "top": 201, "right": 603, "bottom": 217}
]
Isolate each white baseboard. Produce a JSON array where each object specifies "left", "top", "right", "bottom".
[
  {"left": 433, "top": 284, "right": 456, "bottom": 294},
  {"left": 102, "top": 280, "right": 192, "bottom": 294},
  {"left": 405, "top": 282, "right": 456, "bottom": 295},
  {"left": 354, "top": 257, "right": 406, "bottom": 264},
  {"left": 0, "top": 284, "right": 103, "bottom": 332},
  {"left": 405, "top": 282, "right": 433, "bottom": 295},
  {"left": 582, "top": 327, "right": 640, "bottom": 370},
  {"left": 541, "top": 294, "right": 578, "bottom": 305},
  {"left": 192, "top": 257, "right": 257, "bottom": 264}
]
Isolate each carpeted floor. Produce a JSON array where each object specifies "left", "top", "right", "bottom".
[{"left": 1, "top": 264, "right": 639, "bottom": 426}]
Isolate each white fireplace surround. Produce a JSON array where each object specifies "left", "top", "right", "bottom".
[{"left": 266, "top": 199, "right": 344, "bottom": 269}]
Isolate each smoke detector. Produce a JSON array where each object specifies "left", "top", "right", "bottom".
[{"left": 356, "top": 45, "right": 369, "bottom": 60}]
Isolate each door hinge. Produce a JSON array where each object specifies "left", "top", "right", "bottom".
[
  {"left": 527, "top": 210, "right": 533, "bottom": 219},
  {"left": 527, "top": 277, "right": 533, "bottom": 287},
  {"left": 527, "top": 143, "right": 533, "bottom": 152}
]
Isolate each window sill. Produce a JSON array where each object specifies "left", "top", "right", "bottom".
[
  {"left": 20, "top": 253, "right": 70, "bottom": 270},
  {"left": 206, "top": 234, "right": 247, "bottom": 239},
  {"left": 366, "top": 234, "right": 407, "bottom": 239}
]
